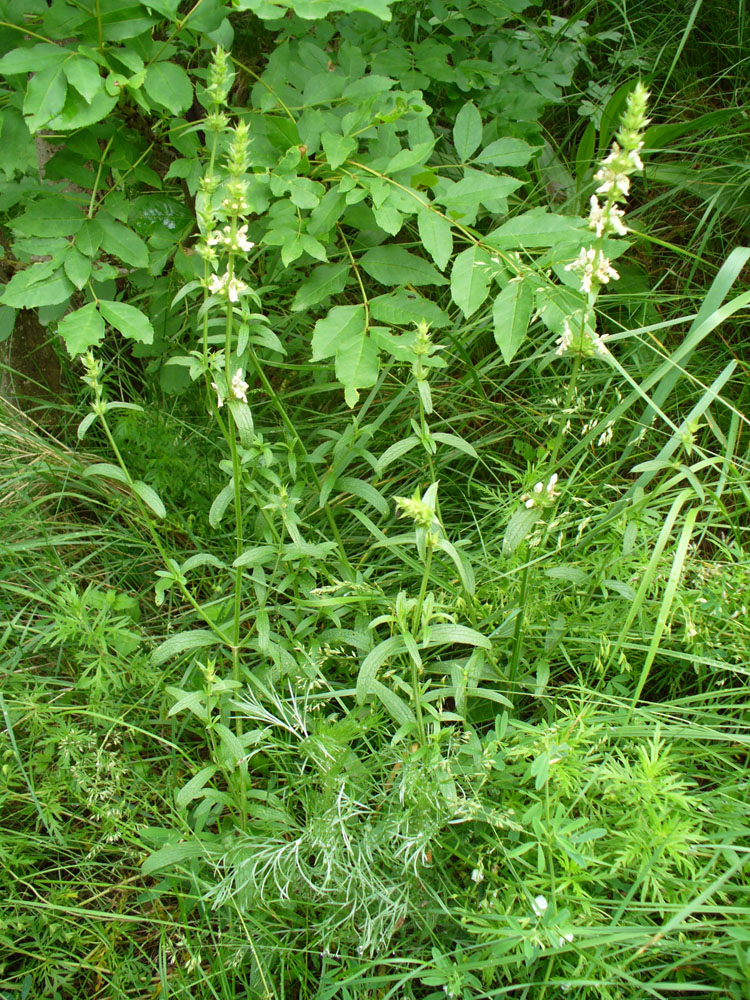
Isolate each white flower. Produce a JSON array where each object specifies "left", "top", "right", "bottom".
[
  {"left": 555, "top": 319, "right": 574, "bottom": 356},
  {"left": 565, "top": 247, "right": 619, "bottom": 295},
  {"left": 471, "top": 868, "right": 484, "bottom": 883},
  {"left": 235, "top": 224, "right": 255, "bottom": 252},
  {"left": 532, "top": 894, "right": 548, "bottom": 917},
  {"left": 588, "top": 195, "right": 628, "bottom": 238},
  {"left": 207, "top": 272, "right": 249, "bottom": 302},
  {"left": 557, "top": 932, "right": 574, "bottom": 946},
  {"left": 231, "top": 368, "right": 249, "bottom": 403},
  {"left": 211, "top": 381, "right": 224, "bottom": 408}
]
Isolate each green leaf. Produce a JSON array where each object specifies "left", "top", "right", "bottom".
[
  {"left": 132, "top": 481, "right": 166, "bottom": 518},
  {"left": 46, "top": 87, "right": 117, "bottom": 131},
  {"left": 369, "top": 290, "right": 449, "bottom": 329},
  {"left": 0, "top": 265, "right": 74, "bottom": 309},
  {"left": 176, "top": 765, "right": 218, "bottom": 809},
  {"left": 336, "top": 476, "right": 389, "bottom": 516},
  {"left": 98, "top": 216, "right": 149, "bottom": 268},
  {"left": 492, "top": 277, "right": 534, "bottom": 364},
  {"left": 144, "top": 61, "right": 193, "bottom": 115},
  {"left": 450, "top": 246, "right": 491, "bottom": 318},
  {"left": 291, "top": 262, "right": 349, "bottom": 312},
  {"left": 503, "top": 505, "right": 539, "bottom": 556},
  {"left": 417, "top": 208, "right": 452, "bottom": 272},
  {"left": 321, "top": 130, "right": 356, "bottom": 170},
  {"left": 359, "top": 246, "right": 447, "bottom": 287},
  {"left": 335, "top": 325, "right": 379, "bottom": 407},
  {"left": 151, "top": 629, "right": 220, "bottom": 666},
  {"left": 75, "top": 218, "right": 104, "bottom": 255},
  {"left": 141, "top": 842, "right": 209, "bottom": 876},
  {"left": 453, "top": 101, "right": 483, "bottom": 161},
  {"left": 485, "top": 208, "right": 586, "bottom": 250},
  {"left": 11, "top": 197, "right": 86, "bottom": 238},
  {"left": 64, "top": 246, "right": 92, "bottom": 289},
  {"left": 476, "top": 137, "right": 538, "bottom": 168},
  {"left": 23, "top": 66, "right": 67, "bottom": 133},
  {"left": 311, "top": 304, "right": 366, "bottom": 361},
  {"left": 99, "top": 299, "right": 154, "bottom": 344},
  {"left": 369, "top": 679, "right": 416, "bottom": 727},
  {"left": 422, "top": 624, "right": 490, "bottom": 649},
  {"left": 83, "top": 462, "right": 129, "bottom": 485},
  {"left": 356, "top": 635, "right": 405, "bottom": 703},
  {"left": 0, "top": 306, "right": 16, "bottom": 344},
  {"left": 57, "top": 302, "right": 105, "bottom": 356},
  {"left": 0, "top": 43, "right": 68, "bottom": 74},
  {"left": 63, "top": 56, "right": 101, "bottom": 103},
  {"left": 439, "top": 168, "right": 523, "bottom": 225}
]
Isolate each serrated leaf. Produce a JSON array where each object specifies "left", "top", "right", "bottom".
[
  {"left": 98, "top": 216, "right": 149, "bottom": 268},
  {"left": 417, "top": 208, "right": 452, "bottom": 272},
  {"left": 321, "top": 130, "right": 356, "bottom": 170},
  {"left": 492, "top": 278, "right": 534, "bottom": 365},
  {"left": 63, "top": 56, "right": 101, "bottom": 103},
  {"left": 11, "top": 197, "right": 86, "bottom": 238},
  {"left": 151, "top": 629, "right": 219, "bottom": 666},
  {"left": 64, "top": 246, "right": 92, "bottom": 289},
  {"left": 369, "top": 290, "right": 449, "bottom": 329},
  {"left": 22, "top": 66, "right": 67, "bottom": 132},
  {"left": 58, "top": 302, "right": 105, "bottom": 357},
  {"left": 0, "top": 43, "right": 68, "bottom": 75},
  {"left": 450, "top": 246, "right": 491, "bottom": 318},
  {"left": 476, "top": 137, "right": 538, "bottom": 168},
  {"left": 144, "top": 61, "right": 193, "bottom": 115},
  {"left": 360, "top": 246, "right": 447, "bottom": 287},
  {"left": 291, "top": 262, "right": 348, "bottom": 312},
  {"left": 132, "top": 480, "right": 166, "bottom": 518},
  {"left": 453, "top": 101, "right": 483, "bottom": 161},
  {"left": 485, "top": 208, "right": 586, "bottom": 250},
  {"left": 311, "top": 304, "right": 365, "bottom": 361},
  {"left": 46, "top": 87, "right": 117, "bottom": 131},
  {"left": 99, "top": 299, "right": 154, "bottom": 344},
  {"left": 0, "top": 265, "right": 74, "bottom": 309}
]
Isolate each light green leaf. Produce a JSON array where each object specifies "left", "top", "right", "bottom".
[
  {"left": 151, "top": 629, "right": 219, "bottom": 666},
  {"left": 476, "top": 137, "right": 538, "bottom": 168},
  {"left": 292, "top": 262, "right": 349, "bottom": 312},
  {"left": 132, "top": 480, "right": 166, "bottom": 518},
  {"left": 485, "top": 208, "right": 586, "bottom": 250},
  {"left": 335, "top": 324, "right": 379, "bottom": 407},
  {"left": 492, "top": 277, "right": 534, "bottom": 364},
  {"left": 417, "top": 208, "right": 452, "bottom": 272},
  {"left": 0, "top": 43, "right": 68, "bottom": 74},
  {"left": 11, "top": 197, "right": 86, "bottom": 238},
  {"left": 503, "top": 505, "right": 539, "bottom": 556},
  {"left": 360, "top": 246, "right": 447, "bottom": 287},
  {"left": 209, "top": 482, "right": 234, "bottom": 528},
  {"left": 58, "top": 302, "right": 105, "bottom": 357},
  {"left": 422, "top": 624, "right": 490, "bottom": 649},
  {"left": 144, "top": 61, "right": 193, "bottom": 115},
  {"left": 63, "top": 56, "right": 101, "bottom": 103},
  {"left": 321, "top": 130, "right": 356, "bottom": 170},
  {"left": 83, "top": 462, "right": 129, "bottom": 485},
  {"left": 369, "top": 679, "right": 416, "bottom": 727},
  {"left": 336, "top": 476, "right": 389, "bottom": 516},
  {"left": 370, "top": 290, "right": 449, "bottom": 329},
  {"left": 98, "top": 216, "right": 149, "bottom": 268},
  {"left": 176, "top": 765, "right": 218, "bottom": 809},
  {"left": 46, "top": 87, "right": 117, "bottom": 131},
  {"left": 0, "top": 265, "right": 74, "bottom": 309},
  {"left": 453, "top": 101, "right": 483, "bottom": 161},
  {"left": 22, "top": 66, "right": 67, "bottom": 132},
  {"left": 450, "top": 246, "right": 491, "bottom": 318},
  {"left": 311, "top": 304, "right": 366, "bottom": 361},
  {"left": 141, "top": 842, "right": 208, "bottom": 876},
  {"left": 356, "top": 634, "right": 405, "bottom": 703},
  {"left": 439, "top": 168, "right": 523, "bottom": 225},
  {"left": 99, "top": 299, "right": 154, "bottom": 344},
  {"left": 233, "top": 545, "right": 276, "bottom": 568},
  {"left": 64, "top": 247, "right": 92, "bottom": 289}
]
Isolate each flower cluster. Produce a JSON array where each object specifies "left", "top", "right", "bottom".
[
  {"left": 208, "top": 272, "right": 249, "bottom": 303},
  {"left": 522, "top": 473, "right": 559, "bottom": 509},
  {"left": 207, "top": 224, "right": 255, "bottom": 253},
  {"left": 211, "top": 367, "right": 249, "bottom": 408},
  {"left": 564, "top": 246, "right": 619, "bottom": 295}
]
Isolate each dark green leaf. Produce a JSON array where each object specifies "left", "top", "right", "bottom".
[
  {"left": 144, "top": 61, "right": 193, "bottom": 115},
  {"left": 99, "top": 299, "right": 154, "bottom": 344},
  {"left": 360, "top": 246, "right": 447, "bottom": 287}
]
